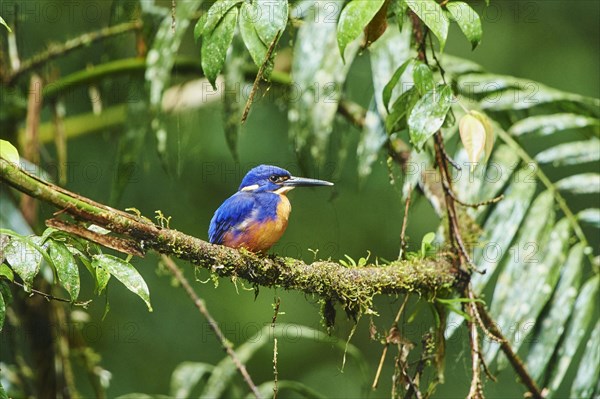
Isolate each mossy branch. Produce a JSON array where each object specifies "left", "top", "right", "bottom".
[{"left": 0, "top": 158, "right": 456, "bottom": 313}]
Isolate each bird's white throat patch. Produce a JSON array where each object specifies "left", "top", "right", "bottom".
[
  {"left": 240, "top": 184, "right": 259, "bottom": 192},
  {"left": 274, "top": 186, "right": 295, "bottom": 195}
]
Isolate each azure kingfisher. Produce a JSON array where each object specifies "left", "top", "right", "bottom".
[{"left": 209, "top": 165, "right": 333, "bottom": 252}]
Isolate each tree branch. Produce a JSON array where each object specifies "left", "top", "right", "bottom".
[
  {"left": 0, "top": 158, "right": 456, "bottom": 315},
  {"left": 5, "top": 20, "right": 143, "bottom": 84}
]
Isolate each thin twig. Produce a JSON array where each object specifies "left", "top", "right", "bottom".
[
  {"left": 241, "top": 30, "right": 281, "bottom": 124},
  {"left": 6, "top": 20, "right": 142, "bottom": 84},
  {"left": 441, "top": 178, "right": 504, "bottom": 208},
  {"left": 466, "top": 301, "right": 484, "bottom": 399},
  {"left": 399, "top": 187, "right": 412, "bottom": 260},
  {"left": 475, "top": 301, "right": 544, "bottom": 399},
  {"left": 11, "top": 280, "right": 91, "bottom": 307},
  {"left": 272, "top": 296, "right": 281, "bottom": 399},
  {"left": 372, "top": 294, "right": 410, "bottom": 389},
  {"left": 160, "top": 255, "right": 263, "bottom": 399}
]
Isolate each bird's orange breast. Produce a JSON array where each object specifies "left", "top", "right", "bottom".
[{"left": 223, "top": 195, "right": 291, "bottom": 252}]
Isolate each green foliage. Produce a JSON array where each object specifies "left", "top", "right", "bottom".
[
  {"left": 407, "top": 84, "right": 453, "bottom": 149},
  {"left": 445, "top": 2, "right": 482, "bottom": 50},
  {"left": 0, "top": 140, "right": 19, "bottom": 165},
  {"left": 406, "top": 0, "right": 449, "bottom": 50},
  {"left": 337, "top": 0, "right": 385, "bottom": 60}
]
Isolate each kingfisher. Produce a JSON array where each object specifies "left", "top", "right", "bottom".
[{"left": 209, "top": 165, "right": 333, "bottom": 252}]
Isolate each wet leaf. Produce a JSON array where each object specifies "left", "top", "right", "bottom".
[
  {"left": 0, "top": 264, "right": 14, "bottom": 282},
  {"left": 570, "top": 319, "right": 600, "bottom": 399},
  {"left": 412, "top": 61, "right": 434, "bottom": 95},
  {"left": 577, "top": 208, "right": 600, "bottom": 229},
  {"left": 288, "top": 1, "right": 358, "bottom": 164},
  {"left": 547, "top": 275, "right": 599, "bottom": 396},
  {"left": 201, "top": 6, "right": 239, "bottom": 88},
  {"left": 337, "top": 0, "right": 385, "bottom": 60},
  {"left": 0, "top": 139, "right": 19, "bottom": 165},
  {"left": 47, "top": 240, "right": 80, "bottom": 301},
  {"left": 407, "top": 84, "right": 453, "bottom": 150},
  {"left": 555, "top": 173, "right": 600, "bottom": 195},
  {"left": 239, "top": 3, "right": 272, "bottom": 77},
  {"left": 382, "top": 59, "right": 412, "bottom": 112},
  {"left": 4, "top": 237, "right": 43, "bottom": 290},
  {"left": 535, "top": 138, "right": 600, "bottom": 166},
  {"left": 386, "top": 87, "right": 419, "bottom": 134},
  {"left": 371, "top": 25, "right": 412, "bottom": 114},
  {"left": 203, "top": 0, "right": 242, "bottom": 34},
  {"left": 406, "top": 0, "right": 449, "bottom": 50},
  {"left": 146, "top": 0, "right": 203, "bottom": 159},
  {"left": 509, "top": 113, "right": 600, "bottom": 137},
  {"left": 446, "top": 2, "right": 482, "bottom": 49},
  {"left": 525, "top": 243, "right": 585, "bottom": 381},
  {"left": 170, "top": 362, "right": 214, "bottom": 398},
  {"left": 495, "top": 218, "right": 570, "bottom": 370},
  {"left": 92, "top": 254, "right": 152, "bottom": 311},
  {"left": 253, "top": 0, "right": 288, "bottom": 45}
]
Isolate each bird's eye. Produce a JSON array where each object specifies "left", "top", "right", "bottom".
[{"left": 269, "top": 175, "right": 280, "bottom": 183}]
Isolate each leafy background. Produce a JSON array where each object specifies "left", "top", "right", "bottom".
[{"left": 0, "top": 1, "right": 598, "bottom": 398}]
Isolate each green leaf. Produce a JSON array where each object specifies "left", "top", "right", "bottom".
[
  {"left": 382, "top": 59, "right": 412, "bottom": 112},
  {"left": 337, "top": 0, "right": 385, "bottom": 61},
  {"left": 535, "top": 138, "right": 600, "bottom": 166},
  {"left": 170, "top": 361, "right": 214, "bottom": 398},
  {"left": 495, "top": 218, "right": 571, "bottom": 370},
  {"left": 446, "top": 2, "right": 482, "bottom": 49},
  {"left": 407, "top": 84, "right": 453, "bottom": 149},
  {"left": 253, "top": 0, "right": 288, "bottom": 45},
  {"left": 194, "top": 12, "right": 208, "bottom": 42},
  {"left": 406, "top": 0, "right": 449, "bottom": 50},
  {"left": 247, "top": 381, "right": 327, "bottom": 399},
  {"left": 201, "top": 6, "right": 239, "bottom": 88},
  {"left": 4, "top": 237, "right": 43, "bottom": 290},
  {"left": 480, "top": 191, "right": 554, "bottom": 341},
  {"left": 412, "top": 61, "right": 434, "bottom": 95},
  {"left": 421, "top": 232, "right": 436, "bottom": 257},
  {"left": 0, "top": 16, "right": 11, "bottom": 32},
  {"left": 555, "top": 173, "right": 600, "bottom": 195},
  {"left": 0, "top": 264, "right": 14, "bottom": 282},
  {"left": 288, "top": 2, "right": 358, "bottom": 164},
  {"left": 509, "top": 113, "right": 600, "bottom": 137},
  {"left": 239, "top": 3, "right": 272, "bottom": 77},
  {"left": 570, "top": 319, "right": 600, "bottom": 399},
  {"left": 0, "top": 139, "right": 19, "bottom": 165},
  {"left": 95, "top": 263, "right": 111, "bottom": 295},
  {"left": 0, "top": 290, "right": 5, "bottom": 332},
  {"left": 92, "top": 254, "right": 152, "bottom": 311},
  {"left": 371, "top": 25, "right": 412, "bottom": 114},
  {"left": 577, "top": 208, "right": 600, "bottom": 229},
  {"left": 203, "top": 0, "right": 242, "bottom": 34},
  {"left": 47, "top": 240, "right": 80, "bottom": 301},
  {"left": 525, "top": 243, "right": 585, "bottom": 381},
  {"left": 386, "top": 87, "right": 419, "bottom": 133},
  {"left": 146, "top": 0, "right": 203, "bottom": 159},
  {"left": 547, "top": 275, "right": 600, "bottom": 396}
]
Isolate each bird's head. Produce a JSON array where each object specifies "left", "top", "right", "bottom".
[{"left": 238, "top": 165, "right": 333, "bottom": 194}]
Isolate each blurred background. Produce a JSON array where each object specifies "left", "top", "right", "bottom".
[{"left": 0, "top": 0, "right": 598, "bottom": 397}]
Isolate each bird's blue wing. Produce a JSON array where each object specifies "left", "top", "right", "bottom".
[{"left": 209, "top": 192, "right": 256, "bottom": 244}]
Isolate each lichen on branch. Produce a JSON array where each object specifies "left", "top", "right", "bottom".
[{"left": 0, "top": 158, "right": 456, "bottom": 314}]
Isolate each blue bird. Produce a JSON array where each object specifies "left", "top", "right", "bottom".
[{"left": 209, "top": 165, "right": 333, "bottom": 252}]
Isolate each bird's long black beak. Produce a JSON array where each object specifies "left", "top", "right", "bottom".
[{"left": 283, "top": 176, "right": 334, "bottom": 187}]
